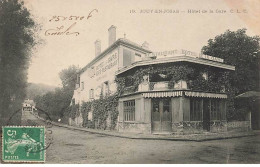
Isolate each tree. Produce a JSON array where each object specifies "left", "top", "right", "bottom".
[
  {"left": 202, "top": 29, "right": 260, "bottom": 94},
  {"left": 59, "top": 65, "right": 79, "bottom": 93},
  {"left": 34, "top": 66, "right": 79, "bottom": 122},
  {"left": 202, "top": 29, "right": 260, "bottom": 120},
  {"left": 0, "top": 0, "right": 40, "bottom": 126}
]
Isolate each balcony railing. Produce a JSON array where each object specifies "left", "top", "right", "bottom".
[
  {"left": 149, "top": 81, "right": 175, "bottom": 91},
  {"left": 123, "top": 81, "right": 176, "bottom": 95},
  {"left": 123, "top": 86, "right": 137, "bottom": 95}
]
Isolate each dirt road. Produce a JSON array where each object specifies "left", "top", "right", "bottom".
[{"left": 44, "top": 126, "right": 260, "bottom": 164}]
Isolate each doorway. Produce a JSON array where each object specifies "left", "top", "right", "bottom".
[{"left": 152, "top": 98, "right": 172, "bottom": 133}]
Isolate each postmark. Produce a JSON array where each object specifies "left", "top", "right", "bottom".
[
  {"left": 2, "top": 126, "right": 45, "bottom": 163},
  {"left": 6, "top": 106, "right": 54, "bottom": 154}
]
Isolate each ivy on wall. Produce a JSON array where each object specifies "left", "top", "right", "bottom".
[
  {"left": 115, "top": 64, "right": 231, "bottom": 95},
  {"left": 80, "top": 95, "right": 119, "bottom": 130},
  {"left": 69, "top": 103, "right": 79, "bottom": 120},
  {"left": 81, "top": 101, "right": 92, "bottom": 127}
]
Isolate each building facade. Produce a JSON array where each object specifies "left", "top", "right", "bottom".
[
  {"left": 116, "top": 53, "right": 235, "bottom": 134},
  {"left": 21, "top": 99, "right": 36, "bottom": 125},
  {"left": 71, "top": 25, "right": 152, "bottom": 126},
  {"left": 71, "top": 25, "right": 235, "bottom": 134}
]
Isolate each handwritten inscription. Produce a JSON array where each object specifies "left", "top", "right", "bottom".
[
  {"left": 45, "top": 22, "right": 79, "bottom": 36},
  {"left": 45, "top": 9, "right": 98, "bottom": 37},
  {"left": 49, "top": 16, "right": 85, "bottom": 22}
]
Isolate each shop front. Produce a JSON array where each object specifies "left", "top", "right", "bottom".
[{"left": 118, "top": 90, "right": 227, "bottom": 134}]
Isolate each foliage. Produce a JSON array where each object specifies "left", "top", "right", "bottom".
[
  {"left": 80, "top": 94, "right": 119, "bottom": 130},
  {"left": 202, "top": 29, "right": 260, "bottom": 120},
  {"left": 70, "top": 103, "right": 79, "bottom": 120},
  {"left": 0, "top": 0, "right": 40, "bottom": 126},
  {"left": 202, "top": 28, "right": 260, "bottom": 94},
  {"left": 115, "top": 64, "right": 230, "bottom": 95},
  {"left": 26, "top": 83, "right": 56, "bottom": 100},
  {"left": 59, "top": 65, "right": 79, "bottom": 94},
  {"left": 80, "top": 101, "right": 91, "bottom": 127},
  {"left": 34, "top": 66, "right": 79, "bottom": 122}
]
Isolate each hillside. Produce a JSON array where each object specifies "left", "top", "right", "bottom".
[{"left": 26, "top": 83, "right": 57, "bottom": 100}]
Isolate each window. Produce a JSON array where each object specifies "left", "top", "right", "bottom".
[
  {"left": 81, "top": 82, "right": 84, "bottom": 91},
  {"left": 190, "top": 98, "right": 202, "bottom": 121},
  {"left": 89, "top": 89, "right": 94, "bottom": 99},
  {"left": 210, "top": 99, "right": 221, "bottom": 120},
  {"left": 104, "top": 81, "right": 109, "bottom": 96},
  {"left": 123, "top": 49, "right": 133, "bottom": 67},
  {"left": 123, "top": 100, "right": 135, "bottom": 121}
]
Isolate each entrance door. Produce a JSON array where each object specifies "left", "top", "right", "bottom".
[
  {"left": 152, "top": 98, "right": 172, "bottom": 133},
  {"left": 203, "top": 99, "right": 210, "bottom": 131}
]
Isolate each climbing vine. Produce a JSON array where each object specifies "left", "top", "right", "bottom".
[
  {"left": 115, "top": 64, "right": 231, "bottom": 95},
  {"left": 80, "top": 94, "right": 119, "bottom": 130},
  {"left": 69, "top": 103, "right": 79, "bottom": 120},
  {"left": 81, "top": 101, "right": 92, "bottom": 127}
]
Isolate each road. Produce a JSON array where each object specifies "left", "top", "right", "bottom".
[
  {"left": 1, "top": 113, "right": 260, "bottom": 164},
  {"left": 45, "top": 126, "right": 260, "bottom": 164}
]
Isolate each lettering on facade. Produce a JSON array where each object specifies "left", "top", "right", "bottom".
[
  {"left": 88, "top": 52, "right": 118, "bottom": 78},
  {"left": 198, "top": 54, "right": 224, "bottom": 63},
  {"left": 151, "top": 49, "right": 223, "bottom": 63}
]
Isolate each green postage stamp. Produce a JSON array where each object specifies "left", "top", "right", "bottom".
[{"left": 2, "top": 126, "right": 45, "bottom": 163}]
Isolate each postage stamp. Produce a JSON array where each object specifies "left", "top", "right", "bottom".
[{"left": 2, "top": 126, "right": 45, "bottom": 163}]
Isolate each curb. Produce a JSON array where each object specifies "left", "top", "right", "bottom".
[{"left": 49, "top": 121, "right": 259, "bottom": 142}]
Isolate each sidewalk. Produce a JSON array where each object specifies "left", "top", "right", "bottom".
[{"left": 50, "top": 121, "right": 260, "bottom": 142}]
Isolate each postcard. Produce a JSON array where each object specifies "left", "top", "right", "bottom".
[{"left": 0, "top": 0, "right": 259, "bottom": 164}]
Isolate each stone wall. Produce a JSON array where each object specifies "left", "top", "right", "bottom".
[
  {"left": 118, "top": 122, "right": 151, "bottom": 134},
  {"left": 172, "top": 121, "right": 227, "bottom": 134},
  {"left": 172, "top": 121, "right": 204, "bottom": 134},
  {"left": 210, "top": 121, "right": 227, "bottom": 132},
  {"left": 227, "top": 121, "right": 251, "bottom": 132}
]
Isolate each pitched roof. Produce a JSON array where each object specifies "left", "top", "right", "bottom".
[
  {"left": 79, "top": 38, "right": 152, "bottom": 74},
  {"left": 116, "top": 55, "right": 235, "bottom": 75}
]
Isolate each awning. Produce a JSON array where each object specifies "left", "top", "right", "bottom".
[
  {"left": 142, "top": 91, "right": 183, "bottom": 98},
  {"left": 184, "top": 91, "right": 227, "bottom": 99},
  {"left": 142, "top": 91, "right": 227, "bottom": 98}
]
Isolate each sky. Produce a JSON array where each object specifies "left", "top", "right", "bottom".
[{"left": 24, "top": 0, "right": 260, "bottom": 87}]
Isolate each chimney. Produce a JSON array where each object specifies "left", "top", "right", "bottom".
[
  {"left": 108, "top": 25, "right": 116, "bottom": 46},
  {"left": 142, "top": 41, "right": 149, "bottom": 49},
  {"left": 95, "top": 40, "right": 101, "bottom": 57}
]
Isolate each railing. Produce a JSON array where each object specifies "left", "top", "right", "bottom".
[
  {"left": 123, "top": 86, "right": 137, "bottom": 95},
  {"left": 123, "top": 81, "right": 175, "bottom": 95},
  {"left": 149, "top": 81, "right": 175, "bottom": 91}
]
